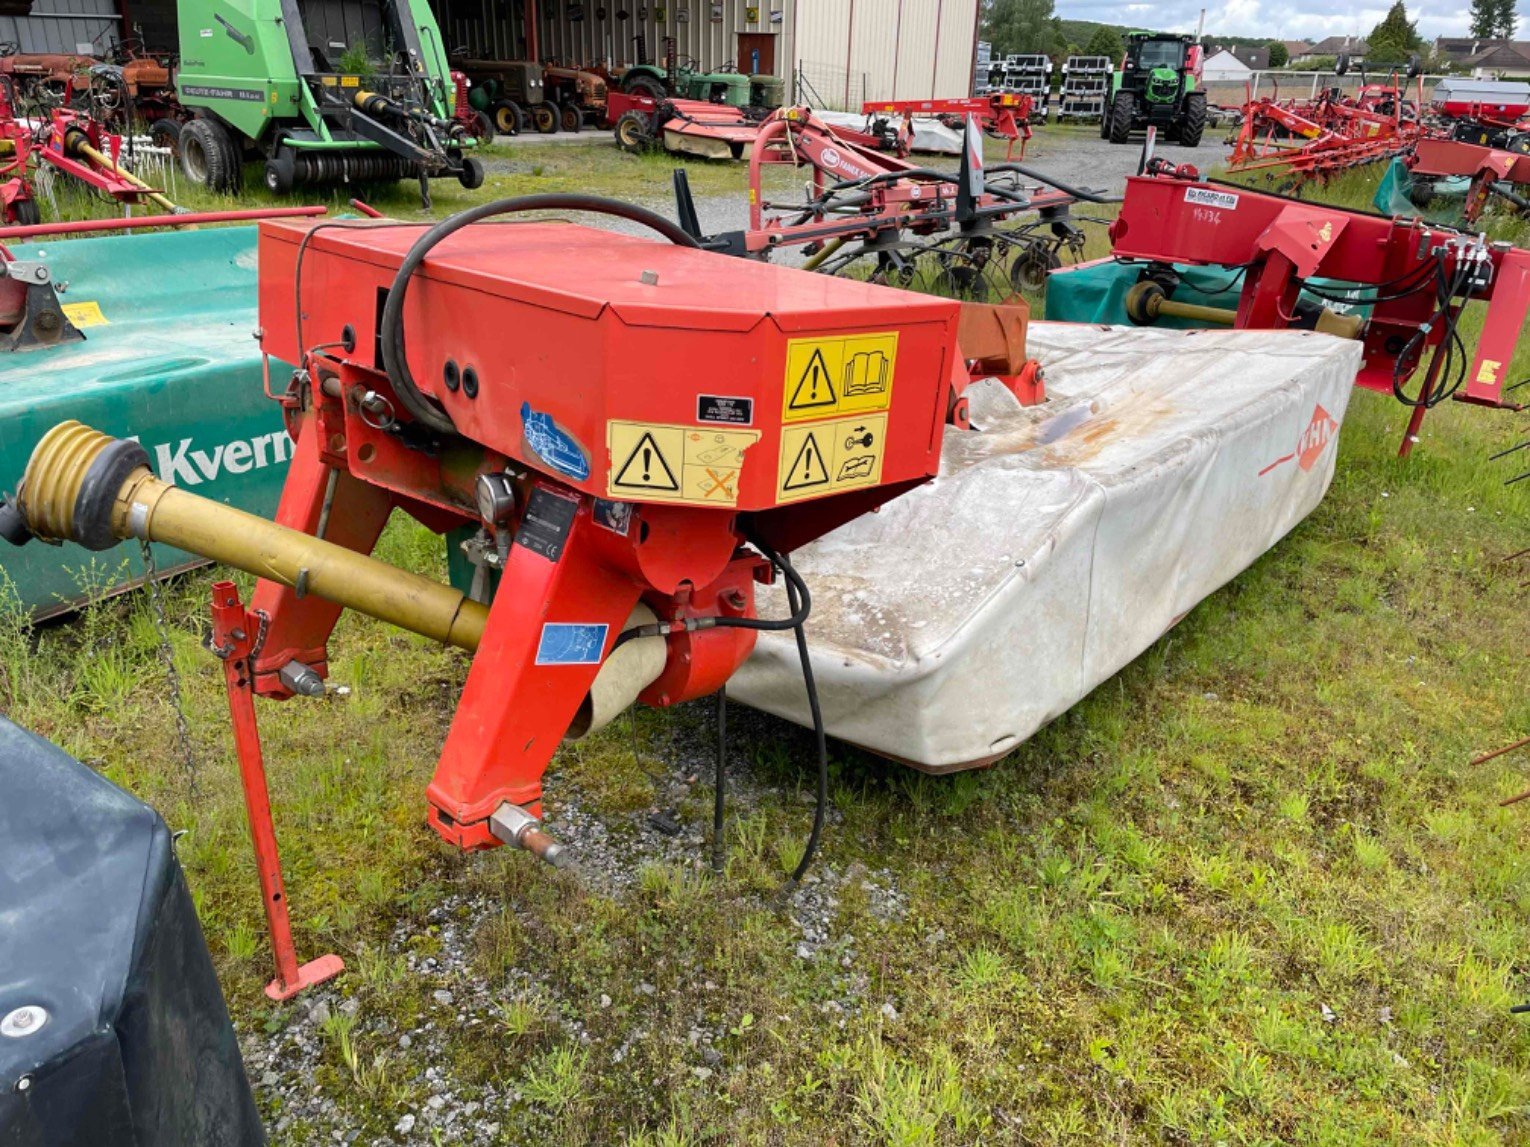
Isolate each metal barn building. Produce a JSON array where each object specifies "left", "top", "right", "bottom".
[
  {"left": 0, "top": 0, "right": 980, "bottom": 109},
  {"left": 435, "top": 0, "right": 982, "bottom": 109}
]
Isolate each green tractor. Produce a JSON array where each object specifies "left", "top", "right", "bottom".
[
  {"left": 174, "top": 0, "right": 485, "bottom": 205},
  {"left": 1103, "top": 33, "right": 1207, "bottom": 147},
  {"left": 618, "top": 36, "right": 751, "bottom": 107}
]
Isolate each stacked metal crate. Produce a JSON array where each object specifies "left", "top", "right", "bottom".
[
  {"left": 999, "top": 53, "right": 1052, "bottom": 120},
  {"left": 973, "top": 40, "right": 993, "bottom": 96},
  {"left": 1058, "top": 55, "right": 1112, "bottom": 123}
]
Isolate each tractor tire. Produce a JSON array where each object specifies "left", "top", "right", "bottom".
[
  {"left": 263, "top": 148, "right": 296, "bottom": 194},
  {"left": 180, "top": 117, "right": 240, "bottom": 193},
  {"left": 458, "top": 155, "right": 485, "bottom": 189},
  {"left": 9, "top": 196, "right": 39, "bottom": 226},
  {"left": 1107, "top": 91, "right": 1134, "bottom": 144},
  {"left": 1099, "top": 110, "right": 1110, "bottom": 139},
  {"left": 147, "top": 117, "right": 181, "bottom": 157},
  {"left": 625, "top": 74, "right": 667, "bottom": 101},
  {"left": 1179, "top": 92, "right": 1207, "bottom": 148},
  {"left": 492, "top": 99, "right": 523, "bottom": 136},
  {"left": 559, "top": 102, "right": 583, "bottom": 132},
  {"left": 533, "top": 100, "right": 559, "bottom": 134},
  {"left": 614, "top": 110, "right": 651, "bottom": 153},
  {"left": 467, "top": 109, "right": 494, "bottom": 143}
]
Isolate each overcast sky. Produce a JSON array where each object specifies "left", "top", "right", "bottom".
[{"left": 1059, "top": 0, "right": 1523, "bottom": 42}]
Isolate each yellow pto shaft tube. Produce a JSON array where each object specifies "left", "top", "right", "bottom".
[
  {"left": 17, "top": 421, "right": 488, "bottom": 651},
  {"left": 65, "top": 130, "right": 182, "bottom": 215}
]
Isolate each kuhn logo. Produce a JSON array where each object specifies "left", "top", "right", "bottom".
[
  {"left": 820, "top": 146, "right": 842, "bottom": 168},
  {"left": 1297, "top": 404, "right": 1337, "bottom": 470},
  {"left": 1258, "top": 403, "right": 1339, "bottom": 477},
  {"left": 153, "top": 430, "right": 293, "bottom": 486}
]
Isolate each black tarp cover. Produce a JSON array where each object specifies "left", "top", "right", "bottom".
[{"left": 0, "top": 718, "right": 265, "bottom": 1146}]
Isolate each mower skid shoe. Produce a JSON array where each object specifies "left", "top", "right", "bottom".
[
  {"left": 425, "top": 490, "right": 641, "bottom": 851},
  {"left": 265, "top": 953, "right": 345, "bottom": 1002},
  {"left": 249, "top": 423, "right": 394, "bottom": 695}
]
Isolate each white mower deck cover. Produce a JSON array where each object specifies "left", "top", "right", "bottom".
[{"left": 732, "top": 322, "right": 1362, "bottom": 771}]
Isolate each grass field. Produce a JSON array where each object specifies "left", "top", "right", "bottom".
[{"left": 2, "top": 137, "right": 1528, "bottom": 1145}]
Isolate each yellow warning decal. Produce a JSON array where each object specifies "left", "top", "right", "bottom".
[
  {"left": 607, "top": 420, "right": 760, "bottom": 506},
  {"left": 776, "top": 412, "right": 887, "bottom": 503},
  {"left": 1476, "top": 359, "right": 1501, "bottom": 386},
  {"left": 782, "top": 331, "right": 898, "bottom": 423},
  {"left": 62, "top": 300, "right": 107, "bottom": 328}
]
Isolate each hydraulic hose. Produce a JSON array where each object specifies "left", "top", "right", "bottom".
[
  {"left": 983, "top": 162, "right": 1123, "bottom": 203},
  {"left": 379, "top": 194, "right": 702, "bottom": 434}
]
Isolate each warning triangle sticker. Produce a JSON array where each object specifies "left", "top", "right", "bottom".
[
  {"left": 788, "top": 348, "right": 838, "bottom": 411},
  {"left": 782, "top": 430, "right": 830, "bottom": 491},
  {"left": 613, "top": 431, "right": 680, "bottom": 491}
]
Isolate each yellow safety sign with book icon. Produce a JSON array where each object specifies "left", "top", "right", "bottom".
[
  {"left": 782, "top": 331, "right": 898, "bottom": 422},
  {"left": 775, "top": 412, "right": 888, "bottom": 502},
  {"left": 606, "top": 420, "right": 760, "bottom": 506}
]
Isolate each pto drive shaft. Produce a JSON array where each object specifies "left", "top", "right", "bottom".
[{"left": 13, "top": 421, "right": 488, "bottom": 649}]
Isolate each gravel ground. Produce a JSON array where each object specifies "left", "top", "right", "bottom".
[
  {"left": 1018, "top": 122, "right": 1225, "bottom": 198},
  {"left": 242, "top": 702, "right": 908, "bottom": 1146}
]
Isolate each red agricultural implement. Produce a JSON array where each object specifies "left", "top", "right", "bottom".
[
  {"left": 1228, "top": 78, "right": 1427, "bottom": 184},
  {"left": 1076, "top": 162, "right": 1528, "bottom": 456},
  {"left": 1407, "top": 136, "right": 1530, "bottom": 223},
  {"left": 860, "top": 91, "right": 1036, "bottom": 160},
  {"left": 2, "top": 193, "right": 1042, "bottom": 998},
  {"left": 707, "top": 110, "right": 1111, "bottom": 302},
  {"left": 609, "top": 90, "right": 769, "bottom": 159}
]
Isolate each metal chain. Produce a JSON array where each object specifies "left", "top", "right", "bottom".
[{"left": 138, "top": 538, "right": 198, "bottom": 793}]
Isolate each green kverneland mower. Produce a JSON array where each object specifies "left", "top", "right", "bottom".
[{"left": 174, "top": 0, "right": 485, "bottom": 204}]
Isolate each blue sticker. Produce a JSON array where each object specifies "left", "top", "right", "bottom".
[
  {"left": 521, "top": 402, "right": 590, "bottom": 482},
  {"left": 535, "top": 622, "right": 609, "bottom": 666}
]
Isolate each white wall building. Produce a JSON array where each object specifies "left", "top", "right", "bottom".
[{"left": 1201, "top": 49, "right": 1253, "bottom": 81}]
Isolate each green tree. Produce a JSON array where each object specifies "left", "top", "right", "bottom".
[
  {"left": 1471, "top": 0, "right": 1500, "bottom": 37},
  {"left": 983, "top": 0, "right": 1066, "bottom": 58},
  {"left": 1367, "top": 0, "right": 1422, "bottom": 62},
  {"left": 1493, "top": 0, "right": 1518, "bottom": 38},
  {"left": 1267, "top": 40, "right": 1289, "bottom": 67},
  {"left": 1083, "top": 25, "right": 1124, "bottom": 61}
]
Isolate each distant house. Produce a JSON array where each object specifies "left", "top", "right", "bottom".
[
  {"left": 1436, "top": 38, "right": 1530, "bottom": 78},
  {"left": 1202, "top": 45, "right": 1270, "bottom": 80},
  {"left": 1282, "top": 40, "right": 1312, "bottom": 62},
  {"left": 1296, "top": 36, "right": 1368, "bottom": 62}
]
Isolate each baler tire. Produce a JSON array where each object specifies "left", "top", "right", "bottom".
[
  {"left": 1107, "top": 90, "right": 1134, "bottom": 144},
  {"left": 492, "top": 99, "right": 522, "bottom": 136},
  {"left": 533, "top": 100, "right": 559, "bottom": 134},
  {"left": 1179, "top": 92, "right": 1207, "bottom": 148},
  {"left": 10, "top": 197, "right": 39, "bottom": 226},
  {"left": 458, "top": 155, "right": 485, "bottom": 189},
  {"left": 181, "top": 117, "right": 239, "bottom": 192},
  {"left": 559, "top": 102, "right": 583, "bottom": 132},
  {"left": 263, "top": 149, "right": 296, "bottom": 194},
  {"left": 615, "top": 111, "right": 650, "bottom": 153},
  {"left": 468, "top": 109, "right": 494, "bottom": 142}
]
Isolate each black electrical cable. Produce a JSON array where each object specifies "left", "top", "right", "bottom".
[
  {"left": 612, "top": 530, "right": 829, "bottom": 885},
  {"left": 1392, "top": 257, "right": 1474, "bottom": 409},
  {"left": 379, "top": 194, "right": 702, "bottom": 435}
]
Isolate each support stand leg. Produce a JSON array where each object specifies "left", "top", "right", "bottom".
[{"left": 210, "top": 580, "right": 344, "bottom": 1002}]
